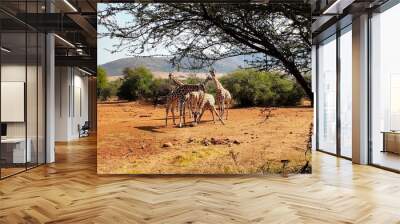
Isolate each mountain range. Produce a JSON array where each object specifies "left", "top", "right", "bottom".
[{"left": 99, "top": 56, "right": 247, "bottom": 76}]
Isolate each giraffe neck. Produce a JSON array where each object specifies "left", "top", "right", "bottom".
[
  {"left": 213, "top": 77, "right": 223, "bottom": 90},
  {"left": 170, "top": 76, "right": 184, "bottom": 86}
]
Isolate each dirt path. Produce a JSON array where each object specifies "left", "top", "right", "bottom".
[{"left": 97, "top": 102, "right": 313, "bottom": 174}]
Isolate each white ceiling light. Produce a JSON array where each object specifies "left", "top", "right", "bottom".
[
  {"left": 63, "top": 0, "right": 78, "bottom": 12},
  {"left": 323, "top": 0, "right": 355, "bottom": 15},
  {"left": 78, "top": 68, "right": 92, "bottom": 76},
  {"left": 54, "top": 34, "right": 75, "bottom": 48},
  {"left": 1, "top": 47, "right": 11, "bottom": 53}
]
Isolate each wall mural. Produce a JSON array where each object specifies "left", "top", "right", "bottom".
[{"left": 97, "top": 2, "right": 312, "bottom": 175}]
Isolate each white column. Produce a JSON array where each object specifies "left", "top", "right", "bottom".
[
  {"left": 46, "top": 33, "right": 55, "bottom": 163},
  {"left": 352, "top": 14, "right": 369, "bottom": 164},
  {"left": 311, "top": 45, "right": 317, "bottom": 150},
  {"left": 45, "top": 0, "right": 55, "bottom": 163}
]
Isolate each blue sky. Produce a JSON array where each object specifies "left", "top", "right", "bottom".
[
  {"left": 97, "top": 3, "right": 169, "bottom": 65},
  {"left": 97, "top": 4, "right": 129, "bottom": 65}
]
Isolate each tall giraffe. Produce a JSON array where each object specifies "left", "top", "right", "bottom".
[
  {"left": 167, "top": 73, "right": 193, "bottom": 119},
  {"left": 165, "top": 73, "right": 183, "bottom": 126},
  {"left": 166, "top": 76, "right": 212, "bottom": 128},
  {"left": 169, "top": 72, "right": 184, "bottom": 86},
  {"left": 210, "top": 69, "right": 232, "bottom": 120}
]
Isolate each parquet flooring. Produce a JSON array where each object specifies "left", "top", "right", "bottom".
[{"left": 0, "top": 136, "right": 400, "bottom": 223}]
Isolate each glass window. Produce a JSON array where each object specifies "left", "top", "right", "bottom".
[
  {"left": 370, "top": 3, "right": 400, "bottom": 171},
  {"left": 339, "top": 26, "right": 352, "bottom": 158},
  {"left": 317, "top": 35, "right": 337, "bottom": 154}
]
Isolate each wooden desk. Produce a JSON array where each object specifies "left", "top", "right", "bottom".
[
  {"left": 382, "top": 131, "right": 400, "bottom": 154},
  {"left": 1, "top": 138, "right": 31, "bottom": 163}
]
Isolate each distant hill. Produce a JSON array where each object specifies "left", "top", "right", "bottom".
[{"left": 100, "top": 56, "right": 247, "bottom": 76}]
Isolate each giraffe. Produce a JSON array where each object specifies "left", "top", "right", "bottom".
[
  {"left": 165, "top": 76, "right": 211, "bottom": 127},
  {"left": 186, "top": 91, "right": 203, "bottom": 118},
  {"left": 167, "top": 76, "right": 212, "bottom": 128},
  {"left": 168, "top": 73, "right": 194, "bottom": 118},
  {"left": 165, "top": 92, "right": 179, "bottom": 126},
  {"left": 169, "top": 72, "right": 184, "bottom": 86},
  {"left": 210, "top": 68, "right": 232, "bottom": 120},
  {"left": 193, "top": 93, "right": 225, "bottom": 125}
]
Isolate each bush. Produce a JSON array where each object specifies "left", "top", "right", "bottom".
[
  {"left": 114, "top": 66, "right": 305, "bottom": 107},
  {"left": 97, "top": 66, "right": 109, "bottom": 100},
  {"left": 117, "top": 67, "right": 154, "bottom": 101},
  {"left": 149, "top": 78, "right": 173, "bottom": 104},
  {"left": 220, "top": 69, "right": 305, "bottom": 107},
  {"left": 108, "top": 79, "right": 122, "bottom": 97},
  {"left": 100, "top": 87, "right": 112, "bottom": 101}
]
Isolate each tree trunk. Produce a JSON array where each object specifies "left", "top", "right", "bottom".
[{"left": 285, "top": 62, "right": 313, "bottom": 103}]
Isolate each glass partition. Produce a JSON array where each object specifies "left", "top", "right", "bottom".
[
  {"left": 27, "top": 31, "right": 38, "bottom": 169},
  {"left": 370, "top": 3, "right": 400, "bottom": 171},
  {"left": 1, "top": 31, "right": 28, "bottom": 177},
  {"left": 317, "top": 35, "right": 337, "bottom": 154},
  {"left": 0, "top": 1, "right": 46, "bottom": 179}
]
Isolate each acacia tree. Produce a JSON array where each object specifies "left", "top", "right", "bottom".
[{"left": 98, "top": 3, "right": 312, "bottom": 101}]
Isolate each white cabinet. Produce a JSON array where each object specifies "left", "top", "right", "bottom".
[{"left": 1, "top": 138, "right": 32, "bottom": 163}]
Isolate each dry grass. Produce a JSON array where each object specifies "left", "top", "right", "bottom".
[{"left": 97, "top": 102, "right": 313, "bottom": 174}]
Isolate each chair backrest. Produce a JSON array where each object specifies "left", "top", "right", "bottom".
[{"left": 82, "top": 121, "right": 90, "bottom": 129}]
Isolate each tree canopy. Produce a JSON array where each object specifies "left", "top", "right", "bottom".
[
  {"left": 98, "top": 3, "right": 312, "bottom": 101},
  {"left": 117, "top": 66, "right": 154, "bottom": 101},
  {"left": 97, "top": 66, "right": 109, "bottom": 100}
]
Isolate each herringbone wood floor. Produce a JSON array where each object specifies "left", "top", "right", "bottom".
[{"left": 0, "top": 136, "right": 400, "bottom": 224}]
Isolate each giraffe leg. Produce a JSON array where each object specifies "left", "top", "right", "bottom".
[
  {"left": 212, "top": 106, "right": 225, "bottom": 125},
  {"left": 210, "top": 108, "right": 215, "bottom": 123},
  {"left": 221, "top": 103, "right": 225, "bottom": 119},
  {"left": 225, "top": 103, "right": 229, "bottom": 120},
  {"left": 179, "top": 100, "right": 184, "bottom": 128},
  {"left": 219, "top": 102, "right": 223, "bottom": 118},
  {"left": 183, "top": 101, "right": 186, "bottom": 126},
  {"left": 165, "top": 103, "right": 169, "bottom": 127},
  {"left": 172, "top": 104, "right": 176, "bottom": 125},
  {"left": 188, "top": 99, "right": 192, "bottom": 118},
  {"left": 198, "top": 107, "right": 206, "bottom": 123}
]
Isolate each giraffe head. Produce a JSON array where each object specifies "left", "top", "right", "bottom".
[
  {"left": 209, "top": 68, "right": 216, "bottom": 78},
  {"left": 199, "top": 75, "right": 212, "bottom": 91},
  {"left": 204, "top": 74, "right": 212, "bottom": 83}
]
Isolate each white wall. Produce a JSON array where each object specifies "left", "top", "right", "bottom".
[
  {"left": 55, "top": 67, "right": 89, "bottom": 141},
  {"left": 1, "top": 64, "right": 27, "bottom": 138},
  {"left": 55, "top": 66, "right": 70, "bottom": 141}
]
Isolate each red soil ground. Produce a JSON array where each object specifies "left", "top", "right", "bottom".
[{"left": 97, "top": 102, "right": 313, "bottom": 174}]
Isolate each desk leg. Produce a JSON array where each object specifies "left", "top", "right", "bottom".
[{"left": 382, "top": 134, "right": 386, "bottom": 153}]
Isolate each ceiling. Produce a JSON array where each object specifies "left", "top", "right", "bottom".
[{"left": 0, "top": 0, "right": 97, "bottom": 73}]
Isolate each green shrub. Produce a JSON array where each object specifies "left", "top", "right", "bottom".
[
  {"left": 114, "top": 66, "right": 304, "bottom": 106},
  {"left": 108, "top": 79, "right": 122, "bottom": 97},
  {"left": 220, "top": 69, "right": 304, "bottom": 107},
  {"left": 149, "top": 78, "right": 173, "bottom": 103},
  {"left": 97, "top": 66, "right": 109, "bottom": 100},
  {"left": 117, "top": 67, "right": 154, "bottom": 101},
  {"left": 100, "top": 87, "right": 112, "bottom": 101}
]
